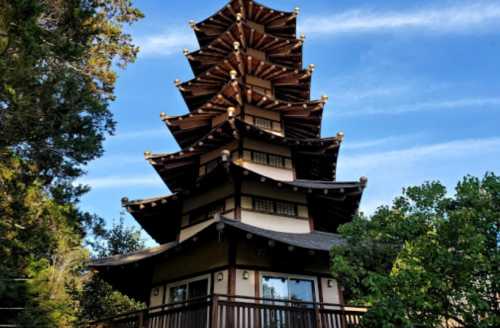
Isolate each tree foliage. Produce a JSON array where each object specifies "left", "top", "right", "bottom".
[
  {"left": 0, "top": 0, "right": 143, "bottom": 195},
  {"left": 331, "top": 174, "right": 500, "bottom": 327}
]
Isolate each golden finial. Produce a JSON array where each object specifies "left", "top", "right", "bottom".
[
  {"left": 174, "top": 79, "right": 182, "bottom": 86},
  {"left": 233, "top": 41, "right": 240, "bottom": 51},
  {"left": 221, "top": 149, "right": 231, "bottom": 162},
  {"left": 189, "top": 20, "right": 197, "bottom": 29},
  {"left": 321, "top": 95, "right": 329, "bottom": 103},
  {"left": 236, "top": 13, "right": 243, "bottom": 22},
  {"left": 183, "top": 48, "right": 190, "bottom": 56},
  {"left": 144, "top": 151, "right": 152, "bottom": 158},
  {"left": 308, "top": 64, "right": 316, "bottom": 72},
  {"left": 294, "top": 7, "right": 300, "bottom": 15},
  {"left": 229, "top": 70, "right": 238, "bottom": 80},
  {"left": 160, "top": 112, "right": 168, "bottom": 120},
  {"left": 227, "top": 106, "right": 236, "bottom": 118},
  {"left": 300, "top": 33, "right": 306, "bottom": 42},
  {"left": 336, "top": 131, "right": 345, "bottom": 142}
]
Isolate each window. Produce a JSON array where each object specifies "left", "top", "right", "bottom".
[
  {"left": 268, "top": 154, "right": 284, "bottom": 168},
  {"left": 276, "top": 201, "right": 297, "bottom": 216},
  {"left": 252, "top": 151, "right": 268, "bottom": 165},
  {"left": 186, "top": 201, "right": 226, "bottom": 226},
  {"left": 254, "top": 198, "right": 274, "bottom": 213},
  {"left": 169, "top": 278, "right": 208, "bottom": 303},
  {"left": 262, "top": 276, "right": 315, "bottom": 303},
  {"left": 255, "top": 117, "right": 272, "bottom": 130},
  {"left": 252, "top": 197, "right": 298, "bottom": 217}
]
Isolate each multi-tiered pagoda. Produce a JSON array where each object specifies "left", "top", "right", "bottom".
[{"left": 92, "top": 1, "right": 366, "bottom": 325}]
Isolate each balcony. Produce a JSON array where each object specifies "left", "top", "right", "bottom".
[{"left": 90, "top": 294, "right": 366, "bottom": 328}]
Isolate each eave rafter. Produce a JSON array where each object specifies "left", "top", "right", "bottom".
[
  {"left": 186, "top": 21, "right": 303, "bottom": 75},
  {"left": 164, "top": 80, "right": 327, "bottom": 145},
  {"left": 177, "top": 49, "right": 313, "bottom": 110},
  {"left": 192, "top": 0, "right": 298, "bottom": 47}
]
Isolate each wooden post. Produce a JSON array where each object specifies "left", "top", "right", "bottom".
[
  {"left": 137, "top": 310, "right": 144, "bottom": 328},
  {"left": 211, "top": 295, "right": 219, "bottom": 328},
  {"left": 314, "top": 304, "right": 323, "bottom": 328}
]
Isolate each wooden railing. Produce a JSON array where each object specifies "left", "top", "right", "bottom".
[{"left": 90, "top": 294, "right": 366, "bottom": 328}]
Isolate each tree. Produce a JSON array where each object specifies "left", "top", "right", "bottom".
[
  {"left": 77, "top": 218, "right": 146, "bottom": 325},
  {"left": 331, "top": 173, "right": 500, "bottom": 327},
  {"left": 0, "top": 152, "right": 88, "bottom": 326},
  {"left": 0, "top": 0, "right": 143, "bottom": 198}
]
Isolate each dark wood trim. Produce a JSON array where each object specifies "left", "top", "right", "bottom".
[
  {"left": 254, "top": 270, "right": 260, "bottom": 300},
  {"left": 151, "top": 265, "right": 230, "bottom": 288},
  {"left": 180, "top": 196, "right": 235, "bottom": 228},
  {"left": 210, "top": 271, "right": 215, "bottom": 296},
  {"left": 228, "top": 239, "right": 237, "bottom": 296},
  {"left": 317, "top": 276, "right": 324, "bottom": 308}
]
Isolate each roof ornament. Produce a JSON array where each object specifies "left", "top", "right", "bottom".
[
  {"left": 174, "top": 79, "right": 182, "bottom": 87},
  {"left": 336, "top": 131, "right": 345, "bottom": 142},
  {"left": 227, "top": 106, "right": 236, "bottom": 118},
  {"left": 233, "top": 41, "right": 240, "bottom": 51},
  {"left": 360, "top": 176, "right": 369, "bottom": 188},
  {"left": 229, "top": 69, "right": 238, "bottom": 80},
  {"left": 294, "top": 7, "right": 300, "bottom": 16},
  {"left": 321, "top": 95, "right": 329, "bottom": 103},
  {"left": 308, "top": 64, "right": 316, "bottom": 73},
  {"left": 121, "top": 197, "right": 129, "bottom": 205},
  {"left": 188, "top": 20, "right": 198, "bottom": 31},
  {"left": 300, "top": 33, "right": 306, "bottom": 42},
  {"left": 160, "top": 112, "right": 169, "bottom": 120},
  {"left": 236, "top": 13, "right": 243, "bottom": 22},
  {"left": 183, "top": 48, "right": 190, "bottom": 56},
  {"left": 221, "top": 149, "right": 231, "bottom": 162},
  {"left": 144, "top": 151, "right": 152, "bottom": 158}
]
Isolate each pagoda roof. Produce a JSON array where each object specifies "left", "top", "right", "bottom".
[
  {"left": 178, "top": 49, "right": 313, "bottom": 110},
  {"left": 187, "top": 20, "right": 303, "bottom": 75},
  {"left": 164, "top": 82, "right": 325, "bottom": 147},
  {"left": 89, "top": 217, "right": 343, "bottom": 268},
  {"left": 123, "top": 160, "right": 364, "bottom": 243},
  {"left": 147, "top": 119, "right": 341, "bottom": 191},
  {"left": 193, "top": 0, "right": 298, "bottom": 48}
]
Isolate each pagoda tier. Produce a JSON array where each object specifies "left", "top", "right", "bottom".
[
  {"left": 177, "top": 48, "right": 313, "bottom": 110},
  {"left": 186, "top": 20, "right": 303, "bottom": 76},
  {"left": 192, "top": 0, "right": 298, "bottom": 47},
  {"left": 123, "top": 161, "right": 365, "bottom": 244},
  {"left": 164, "top": 81, "right": 325, "bottom": 147},
  {"left": 147, "top": 118, "right": 342, "bottom": 192}
]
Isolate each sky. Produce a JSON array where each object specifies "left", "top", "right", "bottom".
[{"left": 78, "top": 0, "right": 500, "bottom": 243}]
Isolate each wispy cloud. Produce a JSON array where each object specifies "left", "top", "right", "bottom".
[
  {"left": 109, "top": 129, "right": 168, "bottom": 141},
  {"left": 337, "top": 97, "right": 500, "bottom": 117},
  {"left": 302, "top": 2, "right": 500, "bottom": 36},
  {"left": 342, "top": 137, "right": 500, "bottom": 170},
  {"left": 344, "top": 133, "right": 423, "bottom": 151},
  {"left": 78, "top": 175, "right": 163, "bottom": 189},
  {"left": 136, "top": 29, "right": 196, "bottom": 57}
]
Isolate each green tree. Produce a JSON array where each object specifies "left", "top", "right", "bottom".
[
  {"left": 0, "top": 0, "right": 143, "bottom": 197},
  {"left": 331, "top": 174, "right": 500, "bottom": 327},
  {"left": 77, "top": 218, "right": 146, "bottom": 325},
  {"left": 0, "top": 152, "right": 88, "bottom": 326}
]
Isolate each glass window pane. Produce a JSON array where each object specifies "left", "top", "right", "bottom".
[
  {"left": 276, "top": 202, "right": 296, "bottom": 216},
  {"left": 188, "top": 279, "right": 208, "bottom": 299},
  {"left": 170, "top": 285, "right": 187, "bottom": 303},
  {"left": 289, "top": 279, "right": 314, "bottom": 303},
  {"left": 253, "top": 151, "right": 268, "bottom": 165},
  {"left": 268, "top": 155, "right": 283, "bottom": 168},
  {"left": 255, "top": 117, "right": 272, "bottom": 130},
  {"left": 254, "top": 198, "right": 274, "bottom": 213},
  {"left": 262, "top": 276, "right": 288, "bottom": 301}
]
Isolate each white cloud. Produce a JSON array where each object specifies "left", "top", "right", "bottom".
[
  {"left": 342, "top": 137, "right": 500, "bottom": 170},
  {"left": 301, "top": 2, "right": 500, "bottom": 36},
  {"left": 78, "top": 175, "right": 163, "bottom": 189},
  {"left": 337, "top": 97, "right": 500, "bottom": 117},
  {"left": 136, "top": 29, "right": 197, "bottom": 57},
  {"left": 109, "top": 129, "right": 167, "bottom": 141},
  {"left": 344, "top": 134, "right": 423, "bottom": 151}
]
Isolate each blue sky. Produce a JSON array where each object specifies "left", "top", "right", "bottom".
[{"left": 78, "top": 0, "right": 500, "bottom": 242}]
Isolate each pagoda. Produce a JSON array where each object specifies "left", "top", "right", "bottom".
[{"left": 91, "top": 0, "right": 367, "bottom": 326}]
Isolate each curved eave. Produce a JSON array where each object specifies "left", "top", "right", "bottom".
[
  {"left": 187, "top": 21, "right": 303, "bottom": 75},
  {"left": 178, "top": 50, "right": 312, "bottom": 110},
  {"left": 122, "top": 195, "right": 182, "bottom": 244},
  {"left": 193, "top": 0, "right": 297, "bottom": 47}
]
